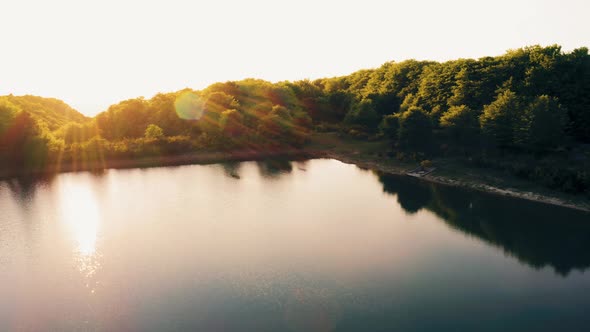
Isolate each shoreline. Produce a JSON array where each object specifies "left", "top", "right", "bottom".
[
  {"left": 0, "top": 149, "right": 315, "bottom": 180},
  {"left": 316, "top": 150, "right": 590, "bottom": 213},
  {"left": 1, "top": 147, "right": 589, "bottom": 213}
]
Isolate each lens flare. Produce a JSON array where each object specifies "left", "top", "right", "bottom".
[{"left": 174, "top": 91, "right": 204, "bottom": 120}]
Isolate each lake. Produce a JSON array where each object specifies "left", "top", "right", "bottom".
[{"left": 1, "top": 159, "right": 589, "bottom": 331}]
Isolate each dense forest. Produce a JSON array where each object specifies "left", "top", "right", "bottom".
[{"left": 1, "top": 45, "right": 589, "bottom": 195}]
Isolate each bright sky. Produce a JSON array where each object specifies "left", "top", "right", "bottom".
[{"left": 1, "top": 0, "right": 588, "bottom": 116}]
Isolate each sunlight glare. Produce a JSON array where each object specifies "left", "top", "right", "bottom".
[{"left": 58, "top": 180, "right": 101, "bottom": 256}]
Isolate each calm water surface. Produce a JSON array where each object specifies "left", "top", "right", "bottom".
[{"left": 1, "top": 159, "right": 589, "bottom": 331}]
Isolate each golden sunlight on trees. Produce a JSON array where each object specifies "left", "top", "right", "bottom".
[
  {"left": 145, "top": 124, "right": 164, "bottom": 139},
  {"left": 220, "top": 109, "right": 245, "bottom": 138},
  {"left": 56, "top": 122, "right": 99, "bottom": 144},
  {"left": 1, "top": 45, "right": 589, "bottom": 195},
  {"left": 174, "top": 91, "right": 204, "bottom": 120}
]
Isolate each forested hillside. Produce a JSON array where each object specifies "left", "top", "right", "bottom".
[
  {"left": 1, "top": 45, "right": 589, "bottom": 195},
  {"left": 325, "top": 45, "right": 590, "bottom": 146},
  {"left": 0, "top": 95, "right": 88, "bottom": 171}
]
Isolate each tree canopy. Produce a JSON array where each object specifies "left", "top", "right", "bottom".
[{"left": 1, "top": 45, "right": 589, "bottom": 194}]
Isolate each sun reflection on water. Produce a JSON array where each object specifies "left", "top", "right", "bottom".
[{"left": 58, "top": 178, "right": 102, "bottom": 291}]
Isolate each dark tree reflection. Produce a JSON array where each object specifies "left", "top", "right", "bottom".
[
  {"left": 5, "top": 175, "right": 55, "bottom": 203},
  {"left": 220, "top": 161, "right": 242, "bottom": 179},
  {"left": 378, "top": 174, "right": 432, "bottom": 214},
  {"left": 256, "top": 159, "right": 293, "bottom": 178},
  {"left": 376, "top": 172, "right": 590, "bottom": 276}
]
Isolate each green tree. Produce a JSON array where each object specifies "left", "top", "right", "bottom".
[
  {"left": 379, "top": 113, "right": 400, "bottom": 140},
  {"left": 448, "top": 66, "right": 476, "bottom": 108},
  {"left": 0, "top": 99, "right": 19, "bottom": 136},
  {"left": 220, "top": 109, "right": 245, "bottom": 137},
  {"left": 270, "top": 105, "right": 292, "bottom": 119},
  {"left": 2, "top": 95, "right": 87, "bottom": 131},
  {"left": 554, "top": 47, "right": 590, "bottom": 142},
  {"left": 344, "top": 99, "right": 380, "bottom": 131},
  {"left": 414, "top": 62, "right": 460, "bottom": 121},
  {"left": 257, "top": 114, "right": 286, "bottom": 143},
  {"left": 398, "top": 106, "right": 433, "bottom": 150},
  {"left": 480, "top": 90, "right": 523, "bottom": 147},
  {"left": 145, "top": 124, "right": 164, "bottom": 139},
  {"left": 520, "top": 95, "right": 567, "bottom": 148},
  {"left": 96, "top": 98, "right": 149, "bottom": 139},
  {"left": 149, "top": 92, "right": 195, "bottom": 136},
  {"left": 57, "top": 122, "right": 99, "bottom": 144},
  {"left": 440, "top": 105, "right": 480, "bottom": 144},
  {"left": 2, "top": 111, "right": 48, "bottom": 169}
]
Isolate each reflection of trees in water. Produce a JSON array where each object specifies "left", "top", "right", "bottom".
[
  {"left": 256, "top": 159, "right": 293, "bottom": 178},
  {"left": 294, "top": 160, "right": 309, "bottom": 172},
  {"left": 2, "top": 175, "right": 57, "bottom": 256},
  {"left": 378, "top": 174, "right": 432, "bottom": 214},
  {"left": 376, "top": 172, "right": 590, "bottom": 276},
  {"left": 5, "top": 175, "right": 55, "bottom": 203},
  {"left": 4, "top": 172, "right": 109, "bottom": 211},
  {"left": 220, "top": 161, "right": 242, "bottom": 179}
]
